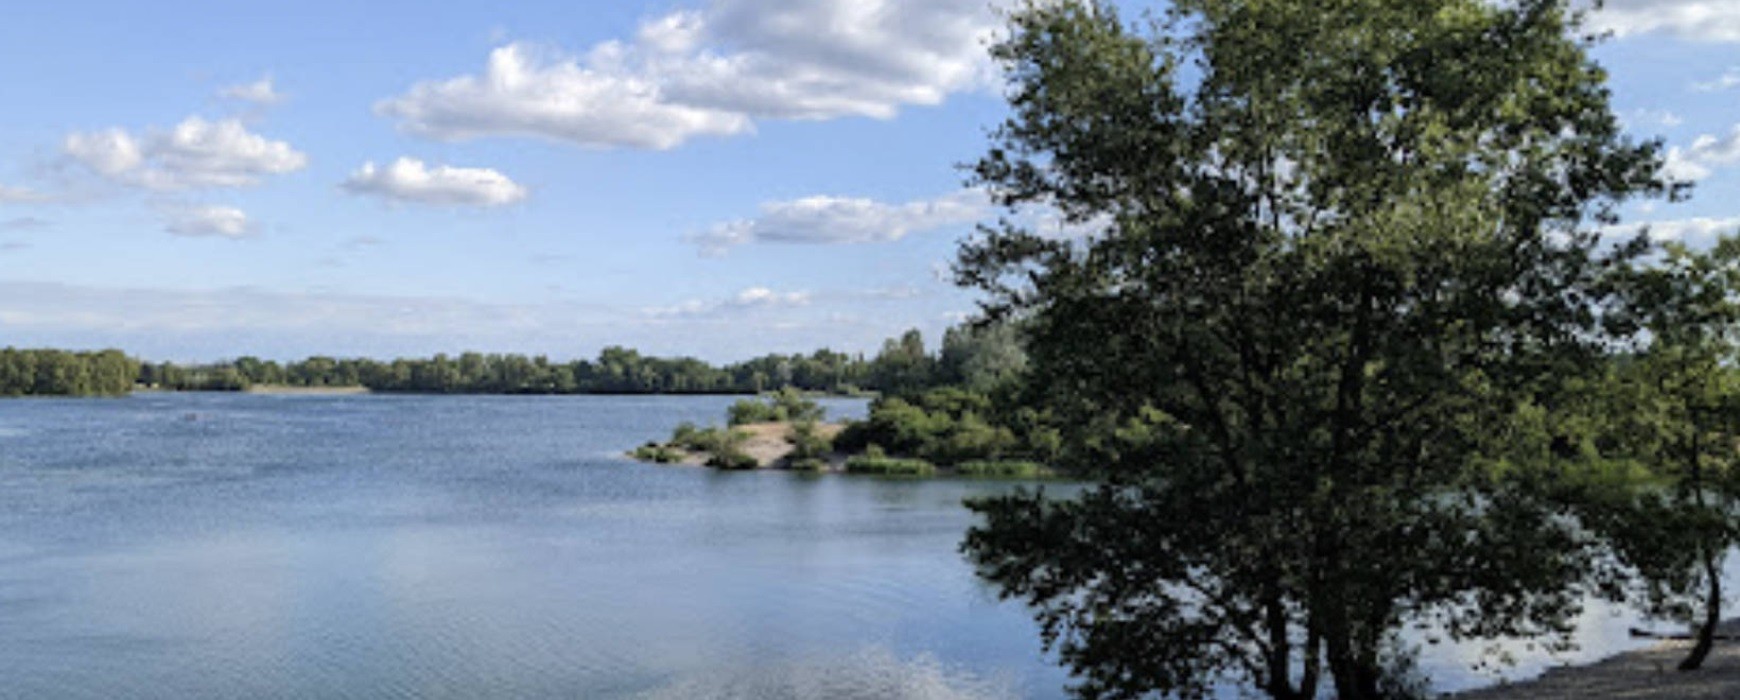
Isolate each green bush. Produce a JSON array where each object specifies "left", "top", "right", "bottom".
[
  {"left": 631, "top": 443, "right": 686, "bottom": 464},
  {"left": 671, "top": 421, "right": 703, "bottom": 447},
  {"left": 727, "top": 387, "right": 828, "bottom": 426},
  {"left": 707, "top": 447, "right": 759, "bottom": 471},
  {"left": 845, "top": 455, "right": 937, "bottom": 476},
  {"left": 671, "top": 425, "right": 746, "bottom": 454},
  {"left": 956, "top": 460, "right": 1054, "bottom": 478},
  {"left": 787, "top": 457, "right": 829, "bottom": 472},
  {"left": 728, "top": 399, "right": 782, "bottom": 426},
  {"left": 789, "top": 419, "right": 833, "bottom": 460}
]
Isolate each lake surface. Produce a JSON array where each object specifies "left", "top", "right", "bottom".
[{"left": 0, "top": 394, "right": 1677, "bottom": 698}]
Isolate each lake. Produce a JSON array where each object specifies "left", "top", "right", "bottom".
[{"left": 0, "top": 394, "right": 1672, "bottom": 698}]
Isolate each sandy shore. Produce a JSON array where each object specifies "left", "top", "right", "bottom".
[
  {"left": 1452, "top": 621, "right": 1740, "bottom": 699},
  {"left": 242, "top": 385, "right": 371, "bottom": 396}
]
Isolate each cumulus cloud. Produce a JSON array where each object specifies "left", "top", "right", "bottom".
[
  {"left": 164, "top": 205, "right": 256, "bottom": 238},
  {"left": 341, "top": 157, "right": 528, "bottom": 207},
  {"left": 64, "top": 116, "right": 307, "bottom": 190},
  {"left": 220, "top": 76, "right": 285, "bottom": 106},
  {"left": 1663, "top": 125, "right": 1740, "bottom": 181},
  {"left": 689, "top": 189, "right": 988, "bottom": 255},
  {"left": 647, "top": 286, "right": 811, "bottom": 318},
  {"left": 377, "top": 0, "right": 1003, "bottom": 150},
  {"left": 1588, "top": 0, "right": 1740, "bottom": 41}
]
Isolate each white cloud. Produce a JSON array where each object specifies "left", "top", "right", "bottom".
[
  {"left": 164, "top": 205, "right": 256, "bottom": 239},
  {"left": 1589, "top": 0, "right": 1740, "bottom": 41},
  {"left": 0, "top": 184, "right": 50, "bottom": 203},
  {"left": 1663, "top": 125, "right": 1740, "bottom": 181},
  {"left": 1607, "top": 216, "right": 1740, "bottom": 241},
  {"left": 1694, "top": 66, "right": 1740, "bottom": 91},
  {"left": 64, "top": 116, "right": 307, "bottom": 190},
  {"left": 377, "top": 0, "right": 1002, "bottom": 150},
  {"left": 341, "top": 157, "right": 528, "bottom": 207},
  {"left": 689, "top": 189, "right": 988, "bottom": 255},
  {"left": 377, "top": 44, "right": 752, "bottom": 150},
  {"left": 220, "top": 76, "right": 285, "bottom": 106},
  {"left": 648, "top": 286, "right": 811, "bottom": 318}
]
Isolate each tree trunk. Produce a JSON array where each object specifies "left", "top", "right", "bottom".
[
  {"left": 1680, "top": 542, "right": 1722, "bottom": 671},
  {"left": 1324, "top": 622, "right": 1382, "bottom": 700}
]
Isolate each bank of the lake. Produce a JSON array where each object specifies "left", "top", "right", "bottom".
[
  {"left": 242, "top": 384, "right": 372, "bottom": 395},
  {"left": 1453, "top": 620, "right": 1740, "bottom": 699}
]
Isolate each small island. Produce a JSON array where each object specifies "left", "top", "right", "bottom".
[{"left": 629, "top": 386, "right": 1058, "bottom": 478}]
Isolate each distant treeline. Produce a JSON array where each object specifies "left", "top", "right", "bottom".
[
  {"left": 0, "top": 348, "right": 140, "bottom": 397},
  {"left": 2, "top": 323, "right": 1024, "bottom": 398}
]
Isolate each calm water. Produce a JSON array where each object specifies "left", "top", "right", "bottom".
[{"left": 0, "top": 394, "right": 1674, "bottom": 698}]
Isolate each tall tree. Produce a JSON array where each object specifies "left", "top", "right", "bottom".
[
  {"left": 1597, "top": 237, "right": 1740, "bottom": 670},
  {"left": 956, "top": 1, "right": 1673, "bottom": 698}
]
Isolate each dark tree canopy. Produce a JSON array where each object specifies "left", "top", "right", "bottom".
[{"left": 957, "top": 1, "right": 1673, "bottom": 698}]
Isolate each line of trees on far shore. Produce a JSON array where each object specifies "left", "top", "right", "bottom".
[
  {"left": 0, "top": 348, "right": 139, "bottom": 397},
  {"left": 1, "top": 323, "right": 1024, "bottom": 398}
]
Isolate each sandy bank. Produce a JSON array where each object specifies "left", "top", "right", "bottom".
[
  {"left": 1452, "top": 621, "right": 1740, "bottom": 699},
  {"left": 242, "top": 385, "right": 371, "bottom": 396}
]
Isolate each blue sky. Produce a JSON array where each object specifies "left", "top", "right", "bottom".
[{"left": 0, "top": 0, "right": 1736, "bottom": 363}]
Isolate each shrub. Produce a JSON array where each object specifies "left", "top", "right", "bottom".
[
  {"left": 789, "top": 419, "right": 833, "bottom": 460},
  {"left": 707, "top": 446, "right": 759, "bottom": 471},
  {"left": 672, "top": 425, "right": 745, "bottom": 454},
  {"left": 787, "top": 457, "right": 828, "bottom": 472},
  {"left": 728, "top": 399, "right": 781, "bottom": 426},
  {"left": 956, "top": 460, "right": 1055, "bottom": 479},
  {"left": 728, "top": 387, "right": 828, "bottom": 426},
  {"left": 770, "top": 387, "right": 826, "bottom": 423},
  {"left": 631, "top": 443, "right": 686, "bottom": 464},
  {"left": 845, "top": 455, "right": 936, "bottom": 476},
  {"left": 671, "top": 421, "right": 703, "bottom": 446}
]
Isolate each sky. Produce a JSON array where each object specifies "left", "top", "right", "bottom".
[{"left": 0, "top": 0, "right": 1737, "bottom": 363}]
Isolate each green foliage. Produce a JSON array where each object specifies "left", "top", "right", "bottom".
[
  {"left": 706, "top": 447, "right": 759, "bottom": 471},
  {"left": 844, "top": 455, "right": 937, "bottom": 477},
  {"left": 835, "top": 388, "right": 1033, "bottom": 466},
  {"left": 955, "top": 1, "right": 1674, "bottom": 698},
  {"left": 1582, "top": 236, "right": 1740, "bottom": 670},
  {"left": 631, "top": 443, "right": 686, "bottom": 464},
  {"left": 728, "top": 398, "right": 782, "bottom": 425},
  {"left": 939, "top": 322, "right": 1030, "bottom": 393},
  {"left": 787, "top": 457, "right": 829, "bottom": 473},
  {"left": 728, "top": 387, "right": 828, "bottom": 426},
  {"left": 669, "top": 424, "right": 747, "bottom": 456},
  {"left": 0, "top": 348, "right": 138, "bottom": 397},
  {"left": 788, "top": 419, "right": 833, "bottom": 461},
  {"left": 956, "top": 460, "right": 1055, "bottom": 479}
]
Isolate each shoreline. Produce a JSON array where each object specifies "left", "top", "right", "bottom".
[
  {"left": 1450, "top": 620, "right": 1740, "bottom": 699},
  {"left": 242, "top": 385, "right": 371, "bottom": 396}
]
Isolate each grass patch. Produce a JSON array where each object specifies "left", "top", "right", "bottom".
[{"left": 845, "top": 455, "right": 937, "bottom": 477}]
